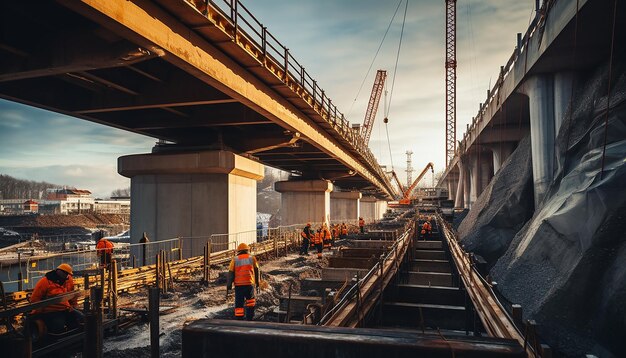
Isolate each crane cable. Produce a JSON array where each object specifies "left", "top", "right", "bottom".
[
  {"left": 385, "top": 0, "right": 409, "bottom": 172},
  {"left": 346, "top": 0, "right": 404, "bottom": 119}
]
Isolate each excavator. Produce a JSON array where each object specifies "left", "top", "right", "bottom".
[{"left": 389, "top": 162, "right": 434, "bottom": 207}]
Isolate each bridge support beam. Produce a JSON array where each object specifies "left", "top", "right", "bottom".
[
  {"left": 275, "top": 180, "right": 333, "bottom": 225},
  {"left": 519, "top": 75, "right": 555, "bottom": 206},
  {"left": 360, "top": 196, "right": 387, "bottom": 222},
  {"left": 118, "top": 150, "right": 263, "bottom": 257},
  {"left": 330, "top": 191, "right": 361, "bottom": 223},
  {"left": 468, "top": 154, "right": 479, "bottom": 208},
  {"left": 487, "top": 143, "right": 516, "bottom": 174}
]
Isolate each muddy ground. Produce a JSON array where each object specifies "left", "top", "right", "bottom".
[{"left": 102, "top": 251, "right": 328, "bottom": 357}]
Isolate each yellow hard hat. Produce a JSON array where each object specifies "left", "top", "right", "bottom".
[
  {"left": 57, "top": 263, "right": 73, "bottom": 275},
  {"left": 237, "top": 243, "right": 250, "bottom": 251}
]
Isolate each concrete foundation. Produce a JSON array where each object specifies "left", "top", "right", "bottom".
[
  {"left": 274, "top": 180, "right": 333, "bottom": 226},
  {"left": 330, "top": 191, "right": 361, "bottom": 222},
  {"left": 118, "top": 150, "right": 263, "bottom": 257}
]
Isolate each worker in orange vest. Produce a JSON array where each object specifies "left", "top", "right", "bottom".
[
  {"left": 340, "top": 223, "right": 348, "bottom": 238},
  {"left": 331, "top": 225, "right": 339, "bottom": 245},
  {"left": 358, "top": 217, "right": 365, "bottom": 234},
  {"left": 313, "top": 228, "right": 324, "bottom": 259},
  {"left": 96, "top": 237, "right": 114, "bottom": 269},
  {"left": 227, "top": 243, "right": 260, "bottom": 321},
  {"left": 30, "top": 263, "right": 83, "bottom": 333},
  {"left": 422, "top": 221, "right": 432, "bottom": 239},
  {"left": 321, "top": 223, "right": 332, "bottom": 250}
]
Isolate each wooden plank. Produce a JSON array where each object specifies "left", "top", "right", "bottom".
[
  {"left": 321, "top": 268, "right": 368, "bottom": 282},
  {"left": 327, "top": 257, "right": 376, "bottom": 269}
]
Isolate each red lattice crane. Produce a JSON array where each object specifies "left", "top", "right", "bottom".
[
  {"left": 445, "top": 0, "right": 457, "bottom": 165},
  {"left": 361, "top": 70, "right": 387, "bottom": 144}
]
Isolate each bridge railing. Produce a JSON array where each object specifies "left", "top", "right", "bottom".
[{"left": 204, "top": 0, "right": 394, "bottom": 196}]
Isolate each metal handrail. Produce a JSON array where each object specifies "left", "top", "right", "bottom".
[{"left": 318, "top": 225, "right": 412, "bottom": 325}]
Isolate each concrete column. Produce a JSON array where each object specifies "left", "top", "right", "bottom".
[
  {"left": 454, "top": 160, "right": 465, "bottom": 208},
  {"left": 274, "top": 180, "right": 333, "bottom": 226},
  {"left": 376, "top": 200, "right": 388, "bottom": 219},
  {"left": 330, "top": 191, "right": 361, "bottom": 222},
  {"left": 520, "top": 75, "right": 555, "bottom": 205},
  {"left": 469, "top": 154, "right": 479, "bottom": 208},
  {"left": 480, "top": 152, "right": 493, "bottom": 194},
  {"left": 463, "top": 164, "right": 471, "bottom": 210},
  {"left": 554, "top": 72, "right": 575, "bottom": 136},
  {"left": 360, "top": 196, "right": 386, "bottom": 222},
  {"left": 488, "top": 143, "right": 516, "bottom": 174},
  {"left": 118, "top": 150, "right": 263, "bottom": 257}
]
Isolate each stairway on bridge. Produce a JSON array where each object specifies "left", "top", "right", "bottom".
[{"left": 376, "top": 219, "right": 485, "bottom": 335}]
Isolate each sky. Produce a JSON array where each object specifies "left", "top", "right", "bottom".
[{"left": 0, "top": 0, "right": 536, "bottom": 198}]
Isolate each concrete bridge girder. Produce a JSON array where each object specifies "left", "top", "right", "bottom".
[{"left": 57, "top": 0, "right": 393, "bottom": 199}]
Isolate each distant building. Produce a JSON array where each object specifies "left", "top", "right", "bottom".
[
  {"left": 0, "top": 188, "right": 131, "bottom": 215},
  {"left": 23, "top": 199, "right": 38, "bottom": 213}
]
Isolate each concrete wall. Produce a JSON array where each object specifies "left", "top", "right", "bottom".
[
  {"left": 330, "top": 191, "right": 361, "bottom": 222},
  {"left": 360, "top": 196, "right": 387, "bottom": 222}
]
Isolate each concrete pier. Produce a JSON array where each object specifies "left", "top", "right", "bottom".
[
  {"left": 360, "top": 196, "right": 387, "bottom": 221},
  {"left": 274, "top": 180, "right": 333, "bottom": 225},
  {"left": 330, "top": 191, "right": 361, "bottom": 222},
  {"left": 454, "top": 160, "right": 465, "bottom": 209},
  {"left": 118, "top": 150, "right": 263, "bottom": 257},
  {"left": 520, "top": 75, "right": 555, "bottom": 205}
]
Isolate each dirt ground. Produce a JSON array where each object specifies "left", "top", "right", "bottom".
[
  {"left": 102, "top": 250, "right": 329, "bottom": 357},
  {"left": 0, "top": 213, "right": 129, "bottom": 229}
]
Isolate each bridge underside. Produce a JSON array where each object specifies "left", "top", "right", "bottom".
[{"left": 0, "top": 1, "right": 387, "bottom": 194}]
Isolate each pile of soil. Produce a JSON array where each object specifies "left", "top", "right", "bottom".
[{"left": 0, "top": 213, "right": 129, "bottom": 228}]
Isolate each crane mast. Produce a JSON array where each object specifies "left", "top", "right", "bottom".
[
  {"left": 445, "top": 0, "right": 457, "bottom": 165},
  {"left": 361, "top": 70, "right": 387, "bottom": 144}
]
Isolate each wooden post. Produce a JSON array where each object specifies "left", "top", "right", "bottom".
[
  {"left": 273, "top": 233, "right": 278, "bottom": 258},
  {"left": 83, "top": 274, "right": 90, "bottom": 312},
  {"left": 111, "top": 260, "right": 118, "bottom": 322},
  {"left": 132, "top": 255, "right": 136, "bottom": 268},
  {"left": 511, "top": 304, "right": 523, "bottom": 327},
  {"left": 17, "top": 272, "right": 23, "bottom": 291},
  {"left": 84, "top": 287, "right": 103, "bottom": 358},
  {"left": 178, "top": 237, "right": 183, "bottom": 261},
  {"left": 207, "top": 243, "right": 212, "bottom": 282},
  {"left": 202, "top": 244, "right": 208, "bottom": 285},
  {"left": 155, "top": 253, "right": 161, "bottom": 292},
  {"left": 149, "top": 287, "right": 160, "bottom": 358}
]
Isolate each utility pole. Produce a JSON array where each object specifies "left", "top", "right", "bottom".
[
  {"left": 405, "top": 150, "right": 414, "bottom": 189},
  {"left": 445, "top": 0, "right": 457, "bottom": 166}
]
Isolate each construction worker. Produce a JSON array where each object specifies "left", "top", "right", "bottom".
[
  {"left": 96, "top": 237, "right": 114, "bottom": 269},
  {"left": 340, "top": 223, "right": 348, "bottom": 239},
  {"left": 300, "top": 222, "right": 312, "bottom": 255},
  {"left": 30, "top": 263, "right": 83, "bottom": 333},
  {"left": 358, "top": 217, "right": 365, "bottom": 234},
  {"left": 227, "top": 243, "right": 260, "bottom": 321},
  {"left": 321, "top": 223, "right": 332, "bottom": 250},
  {"left": 422, "top": 221, "right": 432, "bottom": 239},
  {"left": 313, "top": 228, "right": 324, "bottom": 259},
  {"left": 331, "top": 224, "right": 339, "bottom": 246}
]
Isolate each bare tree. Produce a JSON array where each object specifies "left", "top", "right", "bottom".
[{"left": 110, "top": 187, "right": 131, "bottom": 198}]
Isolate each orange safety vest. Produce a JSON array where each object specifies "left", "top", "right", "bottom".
[
  {"left": 423, "top": 222, "right": 431, "bottom": 231},
  {"left": 96, "top": 239, "right": 114, "bottom": 255},
  {"left": 313, "top": 232, "right": 323, "bottom": 245},
  {"left": 332, "top": 227, "right": 339, "bottom": 238},
  {"left": 30, "top": 271, "right": 76, "bottom": 314},
  {"left": 323, "top": 228, "right": 331, "bottom": 240},
  {"left": 231, "top": 253, "right": 258, "bottom": 286},
  {"left": 341, "top": 226, "right": 348, "bottom": 235},
  {"left": 359, "top": 219, "right": 365, "bottom": 227}
]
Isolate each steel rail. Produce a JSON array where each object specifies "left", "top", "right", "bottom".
[{"left": 435, "top": 214, "right": 537, "bottom": 358}]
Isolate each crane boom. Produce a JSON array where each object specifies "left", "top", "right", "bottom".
[
  {"left": 403, "top": 162, "right": 434, "bottom": 201},
  {"left": 361, "top": 70, "right": 387, "bottom": 144},
  {"left": 390, "top": 170, "right": 407, "bottom": 198}
]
